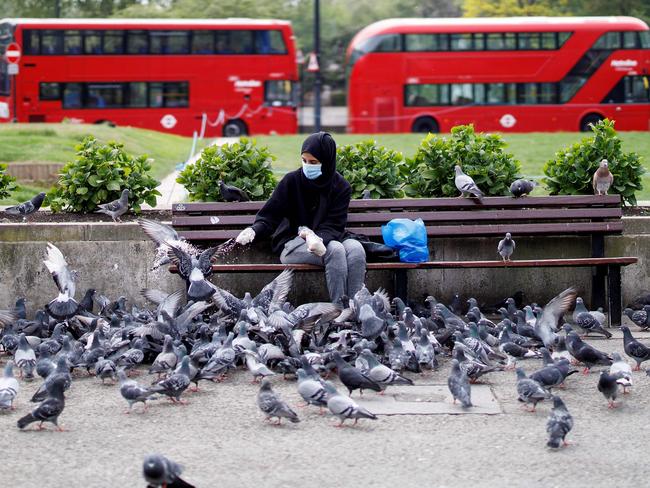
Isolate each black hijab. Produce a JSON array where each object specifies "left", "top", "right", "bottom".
[{"left": 300, "top": 132, "right": 337, "bottom": 192}]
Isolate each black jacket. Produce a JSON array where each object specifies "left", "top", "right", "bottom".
[{"left": 251, "top": 132, "right": 351, "bottom": 254}]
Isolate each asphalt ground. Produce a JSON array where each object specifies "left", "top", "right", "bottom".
[{"left": 1, "top": 321, "right": 650, "bottom": 488}]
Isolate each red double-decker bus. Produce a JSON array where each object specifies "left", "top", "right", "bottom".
[
  {"left": 0, "top": 18, "right": 298, "bottom": 136},
  {"left": 346, "top": 17, "right": 650, "bottom": 133}
]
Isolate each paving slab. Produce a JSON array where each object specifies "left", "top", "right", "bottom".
[{"left": 356, "top": 384, "right": 502, "bottom": 415}]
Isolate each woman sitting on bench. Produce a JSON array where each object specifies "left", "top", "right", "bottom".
[{"left": 235, "top": 132, "right": 366, "bottom": 305}]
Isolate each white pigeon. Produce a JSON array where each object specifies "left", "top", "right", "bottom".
[
  {"left": 454, "top": 165, "right": 484, "bottom": 200},
  {"left": 0, "top": 362, "right": 20, "bottom": 410},
  {"left": 610, "top": 352, "right": 633, "bottom": 394},
  {"left": 244, "top": 350, "right": 275, "bottom": 382}
]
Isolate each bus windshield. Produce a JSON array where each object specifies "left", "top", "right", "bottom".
[{"left": 0, "top": 22, "right": 12, "bottom": 96}]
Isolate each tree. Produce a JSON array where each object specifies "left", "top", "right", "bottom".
[{"left": 463, "top": 0, "right": 574, "bottom": 17}]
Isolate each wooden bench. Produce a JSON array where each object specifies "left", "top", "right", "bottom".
[{"left": 171, "top": 195, "right": 638, "bottom": 326}]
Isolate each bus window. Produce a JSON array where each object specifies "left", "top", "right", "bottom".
[
  {"left": 0, "top": 62, "right": 8, "bottom": 96},
  {"left": 539, "top": 83, "right": 557, "bottom": 104},
  {"left": 594, "top": 32, "right": 621, "bottom": 49},
  {"left": 486, "top": 83, "right": 505, "bottom": 104},
  {"left": 84, "top": 30, "right": 102, "bottom": 54},
  {"left": 104, "top": 30, "right": 124, "bottom": 54},
  {"left": 472, "top": 33, "right": 485, "bottom": 50},
  {"left": 265, "top": 80, "right": 294, "bottom": 106},
  {"left": 42, "top": 30, "right": 63, "bottom": 55},
  {"left": 486, "top": 33, "right": 504, "bottom": 50},
  {"left": 150, "top": 31, "right": 189, "bottom": 55},
  {"left": 518, "top": 83, "right": 538, "bottom": 104},
  {"left": 163, "top": 82, "right": 189, "bottom": 107},
  {"left": 192, "top": 31, "right": 214, "bottom": 54},
  {"left": 404, "top": 84, "right": 449, "bottom": 106},
  {"left": 127, "top": 30, "right": 148, "bottom": 54},
  {"left": 63, "top": 83, "right": 82, "bottom": 108},
  {"left": 626, "top": 76, "right": 649, "bottom": 103},
  {"left": 541, "top": 32, "right": 557, "bottom": 49},
  {"left": 127, "top": 82, "right": 147, "bottom": 107},
  {"left": 623, "top": 31, "right": 638, "bottom": 49},
  {"left": 149, "top": 82, "right": 163, "bottom": 107},
  {"left": 40, "top": 82, "right": 61, "bottom": 100},
  {"left": 230, "top": 31, "right": 254, "bottom": 54},
  {"left": 255, "top": 30, "right": 287, "bottom": 54},
  {"left": 473, "top": 83, "right": 485, "bottom": 104},
  {"left": 450, "top": 34, "right": 472, "bottom": 51},
  {"left": 503, "top": 33, "right": 516, "bottom": 50},
  {"left": 405, "top": 34, "right": 436, "bottom": 51},
  {"left": 641, "top": 31, "right": 650, "bottom": 48},
  {"left": 64, "top": 30, "right": 82, "bottom": 54},
  {"left": 451, "top": 84, "right": 473, "bottom": 105},
  {"left": 517, "top": 33, "right": 540, "bottom": 50},
  {"left": 87, "top": 83, "right": 123, "bottom": 108},
  {"left": 24, "top": 30, "right": 40, "bottom": 55},
  {"left": 560, "top": 75, "right": 587, "bottom": 102}
]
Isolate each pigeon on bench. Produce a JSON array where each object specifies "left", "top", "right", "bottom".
[
  {"left": 219, "top": 180, "right": 250, "bottom": 202},
  {"left": 593, "top": 159, "right": 613, "bottom": 196},
  {"left": 509, "top": 179, "right": 538, "bottom": 198},
  {"left": 454, "top": 165, "right": 484, "bottom": 201}
]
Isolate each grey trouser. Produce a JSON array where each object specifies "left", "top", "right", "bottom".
[{"left": 280, "top": 236, "right": 366, "bottom": 304}]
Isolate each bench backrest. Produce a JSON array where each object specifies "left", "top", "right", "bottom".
[{"left": 171, "top": 195, "right": 623, "bottom": 242}]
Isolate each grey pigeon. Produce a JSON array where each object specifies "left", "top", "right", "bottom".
[
  {"left": 167, "top": 245, "right": 218, "bottom": 301},
  {"left": 31, "top": 356, "right": 72, "bottom": 403},
  {"left": 322, "top": 381, "right": 377, "bottom": 427},
  {"left": 219, "top": 180, "right": 250, "bottom": 202},
  {"left": 573, "top": 297, "right": 610, "bottom": 338},
  {"left": 17, "top": 376, "right": 66, "bottom": 431},
  {"left": 597, "top": 371, "right": 619, "bottom": 408},
  {"left": 244, "top": 349, "right": 276, "bottom": 382},
  {"left": 137, "top": 219, "right": 193, "bottom": 271},
  {"left": 546, "top": 396, "right": 573, "bottom": 449},
  {"left": 516, "top": 367, "right": 550, "bottom": 412},
  {"left": 358, "top": 304, "right": 386, "bottom": 340},
  {"left": 361, "top": 189, "right": 372, "bottom": 199},
  {"left": 621, "top": 326, "right": 650, "bottom": 370},
  {"left": 96, "top": 188, "right": 129, "bottom": 222},
  {"left": 454, "top": 165, "right": 483, "bottom": 200},
  {"left": 43, "top": 242, "right": 80, "bottom": 320},
  {"left": 94, "top": 357, "right": 117, "bottom": 384},
  {"left": 566, "top": 331, "right": 612, "bottom": 374},
  {"left": 447, "top": 358, "right": 472, "bottom": 408},
  {"left": 360, "top": 349, "right": 414, "bottom": 391},
  {"left": 14, "top": 333, "right": 36, "bottom": 379},
  {"left": 5, "top": 192, "right": 46, "bottom": 221},
  {"left": 149, "top": 335, "right": 177, "bottom": 375},
  {"left": 623, "top": 307, "right": 650, "bottom": 330},
  {"left": 530, "top": 357, "right": 577, "bottom": 391},
  {"left": 592, "top": 159, "right": 613, "bottom": 196},
  {"left": 332, "top": 351, "right": 381, "bottom": 396},
  {"left": 509, "top": 179, "right": 537, "bottom": 198},
  {"left": 257, "top": 378, "right": 300, "bottom": 425},
  {"left": 118, "top": 369, "right": 157, "bottom": 413},
  {"left": 0, "top": 361, "right": 20, "bottom": 410},
  {"left": 149, "top": 356, "right": 191, "bottom": 404},
  {"left": 143, "top": 454, "right": 195, "bottom": 488},
  {"left": 497, "top": 232, "right": 515, "bottom": 262},
  {"left": 296, "top": 369, "right": 327, "bottom": 413},
  {"left": 534, "top": 287, "right": 577, "bottom": 349}
]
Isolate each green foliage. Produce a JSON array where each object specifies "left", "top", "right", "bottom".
[
  {"left": 0, "top": 163, "right": 17, "bottom": 199},
  {"left": 405, "top": 125, "right": 522, "bottom": 198},
  {"left": 47, "top": 136, "right": 160, "bottom": 213},
  {"left": 177, "top": 138, "right": 277, "bottom": 202},
  {"left": 543, "top": 119, "right": 645, "bottom": 206},
  {"left": 337, "top": 140, "right": 406, "bottom": 199}
]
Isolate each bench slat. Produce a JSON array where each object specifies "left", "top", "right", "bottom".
[{"left": 172, "top": 207, "right": 622, "bottom": 228}]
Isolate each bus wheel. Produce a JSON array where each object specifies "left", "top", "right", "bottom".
[
  {"left": 580, "top": 113, "right": 603, "bottom": 132},
  {"left": 94, "top": 120, "right": 116, "bottom": 127},
  {"left": 223, "top": 119, "right": 248, "bottom": 137},
  {"left": 411, "top": 116, "right": 439, "bottom": 133}
]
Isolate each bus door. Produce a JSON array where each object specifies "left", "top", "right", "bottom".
[{"left": 374, "top": 96, "right": 396, "bottom": 132}]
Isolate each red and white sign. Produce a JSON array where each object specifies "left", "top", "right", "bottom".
[
  {"left": 307, "top": 52, "right": 319, "bottom": 72},
  {"left": 4, "top": 42, "right": 21, "bottom": 64}
]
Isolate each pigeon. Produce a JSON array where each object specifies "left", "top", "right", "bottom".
[
  {"left": 573, "top": 297, "right": 611, "bottom": 338},
  {"left": 592, "top": 159, "right": 613, "bottom": 196},
  {"left": 454, "top": 165, "right": 483, "bottom": 200},
  {"left": 359, "top": 349, "right": 414, "bottom": 391},
  {"left": 497, "top": 233, "right": 515, "bottom": 262},
  {"left": 219, "top": 180, "right": 250, "bottom": 202},
  {"left": 14, "top": 333, "right": 37, "bottom": 379},
  {"left": 597, "top": 371, "right": 619, "bottom": 408},
  {"left": 361, "top": 189, "right": 372, "bottom": 199},
  {"left": 566, "top": 331, "right": 612, "bottom": 374},
  {"left": 17, "top": 376, "right": 67, "bottom": 431},
  {"left": 515, "top": 367, "right": 550, "bottom": 412},
  {"left": 534, "top": 287, "right": 577, "bottom": 349},
  {"left": 530, "top": 357, "right": 577, "bottom": 392},
  {"left": 149, "top": 356, "right": 191, "bottom": 404},
  {"left": 296, "top": 368, "right": 328, "bottom": 412},
  {"left": 96, "top": 188, "right": 130, "bottom": 222},
  {"left": 546, "top": 396, "right": 573, "bottom": 449},
  {"left": 621, "top": 326, "right": 650, "bottom": 370},
  {"left": 509, "top": 179, "right": 537, "bottom": 198},
  {"left": 149, "top": 335, "right": 178, "bottom": 376},
  {"left": 448, "top": 358, "right": 472, "bottom": 408},
  {"left": 243, "top": 350, "right": 276, "bottom": 382},
  {"left": 0, "top": 361, "right": 20, "bottom": 410},
  {"left": 43, "top": 242, "right": 80, "bottom": 320},
  {"left": 94, "top": 357, "right": 117, "bottom": 384},
  {"left": 322, "top": 381, "right": 377, "bottom": 427},
  {"left": 167, "top": 244, "right": 218, "bottom": 301},
  {"left": 332, "top": 351, "right": 381, "bottom": 396},
  {"left": 623, "top": 307, "right": 650, "bottom": 330},
  {"left": 137, "top": 219, "right": 195, "bottom": 271},
  {"left": 5, "top": 192, "right": 46, "bottom": 221},
  {"left": 610, "top": 352, "right": 632, "bottom": 394},
  {"left": 257, "top": 378, "right": 300, "bottom": 425},
  {"left": 143, "top": 454, "right": 195, "bottom": 488},
  {"left": 31, "top": 356, "right": 72, "bottom": 403},
  {"left": 118, "top": 369, "right": 157, "bottom": 413}
]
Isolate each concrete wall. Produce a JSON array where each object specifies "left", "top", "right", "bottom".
[{"left": 0, "top": 216, "right": 648, "bottom": 313}]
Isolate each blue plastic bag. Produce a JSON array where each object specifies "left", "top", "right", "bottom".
[{"left": 381, "top": 218, "right": 429, "bottom": 263}]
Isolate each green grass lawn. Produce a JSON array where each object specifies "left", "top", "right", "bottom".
[
  {"left": 0, "top": 123, "right": 209, "bottom": 205},
  {"left": 256, "top": 132, "right": 650, "bottom": 200}
]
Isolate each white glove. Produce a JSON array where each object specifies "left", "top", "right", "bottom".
[
  {"left": 298, "top": 226, "right": 326, "bottom": 257},
  {"left": 236, "top": 227, "right": 256, "bottom": 245}
]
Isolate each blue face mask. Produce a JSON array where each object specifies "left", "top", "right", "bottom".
[{"left": 302, "top": 162, "right": 322, "bottom": 180}]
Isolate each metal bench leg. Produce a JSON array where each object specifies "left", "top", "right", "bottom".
[
  {"left": 607, "top": 264, "right": 622, "bottom": 327},
  {"left": 394, "top": 269, "right": 408, "bottom": 302}
]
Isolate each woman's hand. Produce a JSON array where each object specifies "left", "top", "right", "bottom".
[
  {"left": 235, "top": 227, "right": 256, "bottom": 245},
  {"left": 299, "top": 226, "right": 326, "bottom": 256}
]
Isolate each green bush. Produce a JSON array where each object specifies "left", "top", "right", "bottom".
[
  {"left": 337, "top": 139, "right": 406, "bottom": 199},
  {"left": 177, "top": 137, "right": 277, "bottom": 201},
  {"left": 405, "top": 125, "right": 521, "bottom": 197},
  {"left": 0, "top": 163, "right": 16, "bottom": 199},
  {"left": 543, "top": 119, "right": 645, "bottom": 206},
  {"left": 47, "top": 136, "right": 160, "bottom": 213}
]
